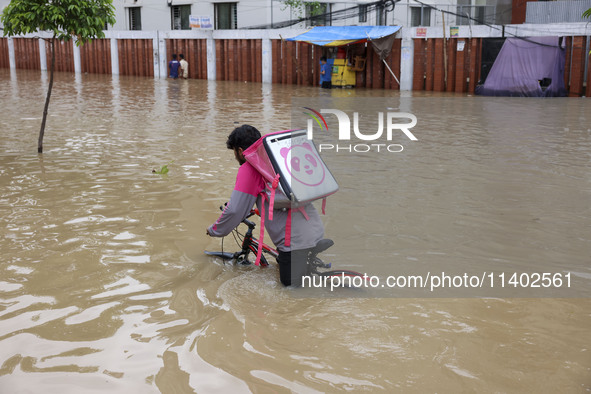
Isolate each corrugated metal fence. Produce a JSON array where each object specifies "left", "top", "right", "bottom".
[
  {"left": 1, "top": 34, "right": 589, "bottom": 96},
  {"left": 14, "top": 38, "right": 40, "bottom": 70},
  {"left": 526, "top": 0, "right": 591, "bottom": 24},
  {"left": 166, "top": 39, "right": 208, "bottom": 79},
  {"left": 564, "top": 36, "right": 591, "bottom": 97},
  {"left": 80, "top": 39, "right": 112, "bottom": 74},
  {"left": 118, "top": 39, "right": 153, "bottom": 77},
  {"left": 0, "top": 38, "right": 8, "bottom": 69},
  {"left": 46, "top": 39, "right": 74, "bottom": 72},
  {"left": 215, "top": 39, "right": 262, "bottom": 82},
  {"left": 413, "top": 38, "right": 482, "bottom": 93}
]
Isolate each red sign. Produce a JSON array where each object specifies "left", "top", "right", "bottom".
[{"left": 416, "top": 27, "right": 427, "bottom": 37}]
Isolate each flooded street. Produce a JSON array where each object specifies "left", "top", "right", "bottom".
[{"left": 1, "top": 69, "right": 590, "bottom": 392}]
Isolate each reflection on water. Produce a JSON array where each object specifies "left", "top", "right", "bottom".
[{"left": 1, "top": 69, "right": 590, "bottom": 392}]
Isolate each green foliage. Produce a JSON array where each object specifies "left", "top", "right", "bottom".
[
  {"left": 153, "top": 161, "right": 174, "bottom": 175},
  {"left": 1, "top": 0, "right": 116, "bottom": 44},
  {"left": 281, "top": 0, "right": 323, "bottom": 19}
]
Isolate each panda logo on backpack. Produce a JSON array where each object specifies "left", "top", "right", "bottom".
[{"left": 280, "top": 143, "right": 326, "bottom": 187}]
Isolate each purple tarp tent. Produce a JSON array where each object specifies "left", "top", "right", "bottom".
[{"left": 476, "top": 37, "right": 567, "bottom": 97}]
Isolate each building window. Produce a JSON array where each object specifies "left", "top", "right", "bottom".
[
  {"left": 128, "top": 7, "right": 142, "bottom": 31},
  {"left": 359, "top": 5, "right": 367, "bottom": 23},
  {"left": 474, "top": 6, "right": 490, "bottom": 25},
  {"left": 215, "top": 3, "right": 237, "bottom": 29},
  {"left": 171, "top": 5, "right": 192, "bottom": 30},
  {"left": 456, "top": 5, "right": 494, "bottom": 25},
  {"left": 306, "top": 3, "right": 331, "bottom": 26},
  {"left": 456, "top": 5, "right": 470, "bottom": 25},
  {"left": 410, "top": 6, "right": 430, "bottom": 27}
]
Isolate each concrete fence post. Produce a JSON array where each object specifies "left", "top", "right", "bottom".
[
  {"left": 39, "top": 39, "right": 47, "bottom": 71},
  {"left": 73, "top": 40, "right": 81, "bottom": 73},
  {"left": 110, "top": 38, "right": 119, "bottom": 75},
  {"left": 207, "top": 33, "right": 216, "bottom": 81},
  {"left": 262, "top": 38, "right": 272, "bottom": 84},
  {"left": 7, "top": 37, "right": 15, "bottom": 69},
  {"left": 400, "top": 37, "right": 414, "bottom": 91},
  {"left": 158, "top": 32, "right": 167, "bottom": 79}
]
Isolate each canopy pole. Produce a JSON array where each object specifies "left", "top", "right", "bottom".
[
  {"left": 365, "top": 32, "right": 400, "bottom": 86},
  {"left": 382, "top": 59, "right": 400, "bottom": 86}
]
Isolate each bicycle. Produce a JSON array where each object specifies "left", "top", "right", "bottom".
[{"left": 205, "top": 205, "right": 365, "bottom": 280}]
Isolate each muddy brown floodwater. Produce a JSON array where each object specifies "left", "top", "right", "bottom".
[{"left": 1, "top": 69, "right": 590, "bottom": 392}]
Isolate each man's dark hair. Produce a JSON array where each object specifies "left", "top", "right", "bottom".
[
  {"left": 179, "top": 54, "right": 184, "bottom": 59},
  {"left": 226, "top": 125, "right": 261, "bottom": 151},
  {"left": 320, "top": 56, "right": 327, "bottom": 62},
  {"left": 172, "top": 54, "right": 177, "bottom": 60}
]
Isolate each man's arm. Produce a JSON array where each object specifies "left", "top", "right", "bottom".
[
  {"left": 207, "top": 163, "right": 264, "bottom": 237},
  {"left": 207, "top": 190, "right": 256, "bottom": 237}
]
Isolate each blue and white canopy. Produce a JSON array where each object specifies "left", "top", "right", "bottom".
[{"left": 286, "top": 26, "right": 401, "bottom": 47}]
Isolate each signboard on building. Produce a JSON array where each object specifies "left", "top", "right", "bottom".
[
  {"left": 416, "top": 27, "right": 427, "bottom": 37},
  {"left": 450, "top": 26, "right": 459, "bottom": 37},
  {"left": 190, "top": 15, "right": 213, "bottom": 29}
]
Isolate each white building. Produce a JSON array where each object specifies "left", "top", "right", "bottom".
[
  {"left": 110, "top": 0, "right": 511, "bottom": 30},
  {"left": 0, "top": 0, "right": 512, "bottom": 31}
]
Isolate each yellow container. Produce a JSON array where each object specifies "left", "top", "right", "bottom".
[{"left": 331, "top": 59, "right": 356, "bottom": 88}]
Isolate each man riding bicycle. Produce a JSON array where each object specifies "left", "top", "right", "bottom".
[{"left": 206, "top": 125, "right": 325, "bottom": 287}]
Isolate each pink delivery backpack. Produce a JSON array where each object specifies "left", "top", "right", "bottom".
[{"left": 243, "top": 129, "right": 339, "bottom": 265}]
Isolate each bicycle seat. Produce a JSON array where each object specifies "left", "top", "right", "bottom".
[{"left": 311, "top": 239, "right": 334, "bottom": 254}]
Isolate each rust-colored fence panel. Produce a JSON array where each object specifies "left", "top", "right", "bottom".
[
  {"left": 384, "top": 39, "right": 401, "bottom": 90},
  {"left": 215, "top": 39, "right": 261, "bottom": 83},
  {"left": 273, "top": 40, "right": 322, "bottom": 87},
  {"left": 371, "top": 46, "right": 382, "bottom": 89},
  {"left": 433, "top": 39, "right": 445, "bottom": 91},
  {"left": 413, "top": 39, "right": 426, "bottom": 91},
  {"left": 45, "top": 40, "right": 74, "bottom": 72},
  {"left": 563, "top": 37, "right": 572, "bottom": 90},
  {"left": 14, "top": 38, "right": 40, "bottom": 70},
  {"left": 446, "top": 39, "right": 456, "bottom": 92},
  {"left": 468, "top": 38, "right": 482, "bottom": 93},
  {"left": 271, "top": 40, "right": 280, "bottom": 84},
  {"left": 587, "top": 47, "right": 591, "bottom": 97},
  {"left": 118, "top": 39, "right": 153, "bottom": 77},
  {"left": 312, "top": 46, "right": 322, "bottom": 86},
  {"left": 425, "top": 39, "right": 435, "bottom": 91},
  {"left": 297, "top": 42, "right": 313, "bottom": 86},
  {"left": 567, "top": 36, "right": 587, "bottom": 97},
  {"left": 166, "top": 39, "right": 208, "bottom": 79},
  {"left": 413, "top": 37, "right": 481, "bottom": 94},
  {"left": 350, "top": 40, "right": 401, "bottom": 90},
  {"left": 80, "top": 39, "right": 111, "bottom": 74},
  {"left": 0, "top": 38, "right": 9, "bottom": 69}
]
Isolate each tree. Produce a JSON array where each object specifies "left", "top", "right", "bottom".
[
  {"left": 281, "top": 0, "right": 323, "bottom": 21},
  {"left": 1, "top": 0, "right": 116, "bottom": 153}
]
